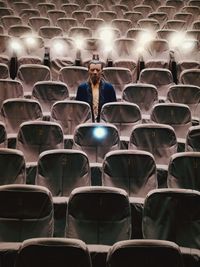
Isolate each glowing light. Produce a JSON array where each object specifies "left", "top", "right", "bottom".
[
  {"left": 52, "top": 40, "right": 65, "bottom": 55},
  {"left": 24, "top": 36, "right": 37, "bottom": 47},
  {"left": 99, "top": 27, "right": 114, "bottom": 43},
  {"left": 74, "top": 36, "right": 85, "bottom": 50},
  {"left": 181, "top": 39, "right": 196, "bottom": 53},
  {"left": 93, "top": 126, "right": 107, "bottom": 139},
  {"left": 9, "top": 39, "right": 23, "bottom": 53},
  {"left": 169, "top": 32, "right": 186, "bottom": 49}
]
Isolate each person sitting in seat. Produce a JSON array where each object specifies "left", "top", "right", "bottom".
[{"left": 76, "top": 56, "right": 117, "bottom": 122}]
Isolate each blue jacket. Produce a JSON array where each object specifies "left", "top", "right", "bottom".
[{"left": 76, "top": 79, "right": 117, "bottom": 122}]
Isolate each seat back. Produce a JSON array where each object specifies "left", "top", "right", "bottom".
[
  {"left": 122, "top": 83, "right": 158, "bottom": 115},
  {"left": 37, "top": 149, "right": 90, "bottom": 196},
  {"left": 100, "top": 102, "right": 142, "bottom": 137},
  {"left": 1, "top": 98, "right": 43, "bottom": 135},
  {"left": 186, "top": 125, "right": 200, "bottom": 151},
  {"left": 129, "top": 123, "right": 177, "bottom": 165},
  {"left": 15, "top": 238, "right": 92, "bottom": 267},
  {"left": 168, "top": 152, "right": 200, "bottom": 190},
  {"left": 32, "top": 81, "right": 69, "bottom": 115},
  {"left": 102, "top": 150, "right": 157, "bottom": 197},
  {"left": 143, "top": 188, "right": 200, "bottom": 249},
  {"left": 150, "top": 103, "right": 192, "bottom": 139},
  {"left": 73, "top": 123, "right": 120, "bottom": 163},
  {"left": 51, "top": 100, "right": 92, "bottom": 135},
  {"left": 0, "top": 148, "right": 26, "bottom": 185},
  {"left": 66, "top": 186, "right": 131, "bottom": 245},
  {"left": 0, "top": 184, "right": 54, "bottom": 242},
  {"left": 107, "top": 240, "right": 184, "bottom": 267},
  {"left": 16, "top": 121, "right": 64, "bottom": 163}
]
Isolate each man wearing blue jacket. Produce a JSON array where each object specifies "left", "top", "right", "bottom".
[{"left": 75, "top": 59, "right": 117, "bottom": 122}]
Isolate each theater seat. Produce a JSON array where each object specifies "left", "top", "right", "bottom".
[{"left": 15, "top": 238, "right": 92, "bottom": 267}]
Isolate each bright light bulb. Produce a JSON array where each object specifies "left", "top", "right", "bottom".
[
  {"left": 169, "top": 32, "right": 186, "bottom": 49},
  {"left": 9, "top": 39, "right": 22, "bottom": 53},
  {"left": 181, "top": 39, "right": 196, "bottom": 52},
  {"left": 52, "top": 40, "right": 65, "bottom": 54},
  {"left": 74, "top": 36, "right": 85, "bottom": 49},
  {"left": 93, "top": 126, "right": 107, "bottom": 139},
  {"left": 24, "top": 36, "right": 37, "bottom": 47}
]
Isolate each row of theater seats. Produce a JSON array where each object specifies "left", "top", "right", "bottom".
[
  {"left": 0, "top": 183, "right": 199, "bottom": 267},
  {"left": 0, "top": 63, "right": 200, "bottom": 100},
  {"left": 0, "top": 0, "right": 200, "bottom": 79}
]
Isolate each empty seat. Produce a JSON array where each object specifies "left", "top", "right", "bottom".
[
  {"left": 68, "top": 26, "right": 92, "bottom": 38},
  {"left": 138, "top": 18, "right": 160, "bottom": 31},
  {"left": 32, "top": 81, "right": 69, "bottom": 117},
  {"left": 47, "top": 10, "right": 66, "bottom": 26},
  {"left": 185, "top": 125, "right": 200, "bottom": 151},
  {"left": 174, "top": 12, "right": 193, "bottom": 28},
  {"left": 83, "top": 18, "right": 105, "bottom": 34},
  {"left": 0, "top": 63, "right": 9, "bottom": 79},
  {"left": 192, "top": 20, "right": 200, "bottom": 29},
  {"left": 150, "top": 103, "right": 192, "bottom": 142},
  {"left": 167, "top": 84, "right": 200, "bottom": 122},
  {"left": 111, "top": 4, "right": 129, "bottom": 18},
  {"left": 85, "top": 4, "right": 104, "bottom": 17},
  {"left": 148, "top": 12, "right": 168, "bottom": 28},
  {"left": 168, "top": 152, "right": 200, "bottom": 191},
  {"left": 57, "top": 18, "right": 78, "bottom": 33},
  {"left": 111, "top": 19, "right": 132, "bottom": 36},
  {"left": 66, "top": 186, "right": 131, "bottom": 245},
  {"left": 107, "top": 239, "right": 184, "bottom": 267},
  {"left": 0, "top": 79, "right": 24, "bottom": 108},
  {"left": 138, "top": 68, "right": 175, "bottom": 100},
  {"left": 8, "top": 25, "right": 32, "bottom": 37},
  {"left": 13, "top": 2, "right": 31, "bottom": 14},
  {"left": 156, "top": 29, "right": 177, "bottom": 41},
  {"left": 18, "top": 36, "right": 45, "bottom": 61},
  {"left": 0, "top": 7, "right": 13, "bottom": 17},
  {"left": 102, "top": 150, "right": 157, "bottom": 198},
  {"left": 37, "top": 3, "right": 56, "bottom": 16},
  {"left": 16, "top": 121, "right": 64, "bottom": 163},
  {"left": 28, "top": 17, "right": 51, "bottom": 32},
  {"left": 59, "top": 66, "right": 88, "bottom": 99},
  {"left": 72, "top": 11, "right": 92, "bottom": 25},
  {"left": 165, "top": 0, "right": 184, "bottom": 11},
  {"left": 100, "top": 102, "right": 142, "bottom": 140},
  {"left": 0, "top": 148, "right": 26, "bottom": 185},
  {"left": 144, "top": 38, "right": 171, "bottom": 69},
  {"left": 143, "top": 188, "right": 200, "bottom": 249},
  {"left": 163, "top": 20, "right": 186, "bottom": 31},
  {"left": 113, "top": 38, "right": 137, "bottom": 60},
  {"left": 17, "top": 64, "right": 51, "bottom": 96},
  {"left": 103, "top": 67, "right": 133, "bottom": 100},
  {"left": 1, "top": 98, "right": 43, "bottom": 146},
  {"left": 20, "top": 9, "right": 41, "bottom": 24},
  {"left": 51, "top": 100, "right": 92, "bottom": 146},
  {"left": 61, "top": 4, "right": 80, "bottom": 17},
  {"left": 181, "top": 6, "right": 200, "bottom": 20},
  {"left": 133, "top": 5, "right": 153, "bottom": 17},
  {"left": 180, "top": 69, "right": 200, "bottom": 87},
  {"left": 157, "top": 6, "right": 176, "bottom": 19},
  {"left": 37, "top": 149, "right": 90, "bottom": 197},
  {"left": 1, "top": 15, "right": 22, "bottom": 29},
  {"left": 73, "top": 123, "right": 120, "bottom": 163},
  {"left": 97, "top": 10, "right": 117, "bottom": 22},
  {"left": 38, "top": 26, "right": 63, "bottom": 39},
  {"left": 124, "top": 11, "right": 143, "bottom": 25},
  {"left": 129, "top": 123, "right": 177, "bottom": 166},
  {"left": 122, "top": 83, "right": 158, "bottom": 118},
  {"left": 15, "top": 237, "right": 92, "bottom": 267},
  {"left": 0, "top": 184, "right": 54, "bottom": 242}
]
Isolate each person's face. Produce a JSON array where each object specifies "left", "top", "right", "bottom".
[{"left": 88, "top": 63, "right": 103, "bottom": 85}]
